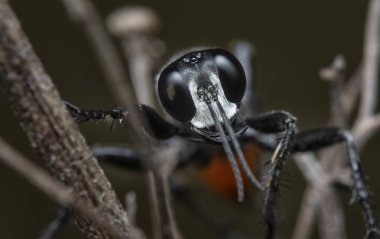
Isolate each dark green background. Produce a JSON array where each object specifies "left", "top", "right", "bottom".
[{"left": 0, "top": 0, "right": 378, "bottom": 238}]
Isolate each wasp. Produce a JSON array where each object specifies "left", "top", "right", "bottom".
[{"left": 62, "top": 48, "right": 379, "bottom": 239}]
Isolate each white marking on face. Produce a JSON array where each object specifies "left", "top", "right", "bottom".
[{"left": 189, "top": 72, "right": 237, "bottom": 128}]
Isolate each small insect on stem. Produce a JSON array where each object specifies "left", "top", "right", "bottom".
[
  {"left": 64, "top": 48, "right": 379, "bottom": 239},
  {"left": 158, "top": 49, "right": 264, "bottom": 201}
]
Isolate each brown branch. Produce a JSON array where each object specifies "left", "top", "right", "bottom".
[
  {"left": 0, "top": 137, "right": 126, "bottom": 239},
  {"left": 60, "top": 0, "right": 153, "bottom": 151},
  {"left": 106, "top": 5, "right": 183, "bottom": 239},
  {"left": 0, "top": 0, "right": 131, "bottom": 238},
  {"left": 107, "top": 6, "right": 165, "bottom": 107},
  {"left": 293, "top": 1, "right": 380, "bottom": 238},
  {"left": 341, "top": 65, "right": 362, "bottom": 117},
  {"left": 319, "top": 56, "right": 349, "bottom": 239},
  {"left": 291, "top": 187, "right": 319, "bottom": 239},
  {"left": 292, "top": 154, "right": 328, "bottom": 237},
  {"left": 358, "top": 0, "right": 380, "bottom": 118},
  {"left": 294, "top": 56, "right": 348, "bottom": 239},
  {"left": 295, "top": 156, "right": 347, "bottom": 238},
  {"left": 352, "top": 0, "right": 380, "bottom": 148},
  {"left": 59, "top": 2, "right": 182, "bottom": 239},
  {"left": 320, "top": 54, "right": 347, "bottom": 126},
  {"left": 353, "top": 113, "right": 380, "bottom": 147}
]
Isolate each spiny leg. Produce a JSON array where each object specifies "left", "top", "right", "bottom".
[
  {"left": 344, "top": 133, "right": 380, "bottom": 239},
  {"left": 92, "top": 146, "right": 143, "bottom": 170},
  {"left": 243, "top": 126, "right": 380, "bottom": 239},
  {"left": 90, "top": 145, "right": 250, "bottom": 238},
  {"left": 292, "top": 128, "right": 380, "bottom": 239},
  {"left": 65, "top": 101, "right": 180, "bottom": 139},
  {"left": 57, "top": 101, "right": 183, "bottom": 237},
  {"left": 36, "top": 102, "right": 130, "bottom": 238},
  {"left": 246, "top": 111, "right": 296, "bottom": 239},
  {"left": 65, "top": 101, "right": 127, "bottom": 126},
  {"left": 36, "top": 145, "right": 143, "bottom": 238}
]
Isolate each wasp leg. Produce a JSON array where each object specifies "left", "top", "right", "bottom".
[
  {"left": 65, "top": 101, "right": 126, "bottom": 125},
  {"left": 65, "top": 101, "right": 180, "bottom": 140},
  {"left": 37, "top": 207, "right": 70, "bottom": 239},
  {"left": 245, "top": 111, "right": 296, "bottom": 239},
  {"left": 292, "top": 128, "right": 379, "bottom": 239},
  {"left": 244, "top": 123, "right": 380, "bottom": 239},
  {"left": 92, "top": 145, "right": 144, "bottom": 170},
  {"left": 92, "top": 142, "right": 203, "bottom": 172},
  {"left": 92, "top": 145, "right": 236, "bottom": 236}
]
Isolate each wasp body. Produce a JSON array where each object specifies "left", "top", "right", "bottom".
[{"left": 65, "top": 48, "right": 379, "bottom": 239}]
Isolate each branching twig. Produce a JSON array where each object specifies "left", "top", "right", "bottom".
[
  {"left": 341, "top": 65, "right": 362, "bottom": 117},
  {"left": 352, "top": 0, "right": 380, "bottom": 148},
  {"left": 0, "top": 1, "right": 131, "bottom": 237},
  {"left": 60, "top": 0, "right": 152, "bottom": 151},
  {"left": 59, "top": 2, "right": 182, "bottom": 239},
  {"left": 106, "top": 6, "right": 183, "bottom": 239},
  {"left": 107, "top": 6, "right": 165, "bottom": 107},
  {"left": 0, "top": 137, "right": 126, "bottom": 239},
  {"left": 293, "top": 56, "right": 348, "bottom": 239},
  {"left": 358, "top": 0, "right": 380, "bottom": 119},
  {"left": 292, "top": 0, "right": 380, "bottom": 238}
]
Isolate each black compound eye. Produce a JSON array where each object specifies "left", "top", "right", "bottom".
[
  {"left": 211, "top": 49, "right": 246, "bottom": 103},
  {"left": 158, "top": 65, "right": 196, "bottom": 122}
]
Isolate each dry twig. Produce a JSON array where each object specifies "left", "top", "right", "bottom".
[
  {"left": 0, "top": 137, "right": 126, "bottom": 239},
  {"left": 0, "top": 0, "right": 131, "bottom": 237},
  {"left": 292, "top": 0, "right": 380, "bottom": 238},
  {"left": 59, "top": 0, "right": 151, "bottom": 150},
  {"left": 59, "top": 1, "right": 182, "bottom": 238},
  {"left": 107, "top": 6, "right": 165, "bottom": 107}
]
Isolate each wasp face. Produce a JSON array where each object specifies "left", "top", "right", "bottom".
[
  {"left": 157, "top": 49, "right": 246, "bottom": 131},
  {"left": 158, "top": 49, "right": 262, "bottom": 201}
]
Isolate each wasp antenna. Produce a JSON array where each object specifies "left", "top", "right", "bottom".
[
  {"left": 216, "top": 100, "right": 264, "bottom": 192},
  {"left": 206, "top": 102, "right": 245, "bottom": 202}
]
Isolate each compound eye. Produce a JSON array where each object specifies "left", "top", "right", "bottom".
[
  {"left": 158, "top": 66, "right": 196, "bottom": 122},
  {"left": 211, "top": 49, "right": 246, "bottom": 103}
]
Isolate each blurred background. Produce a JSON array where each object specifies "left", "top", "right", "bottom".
[{"left": 0, "top": 0, "right": 378, "bottom": 238}]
